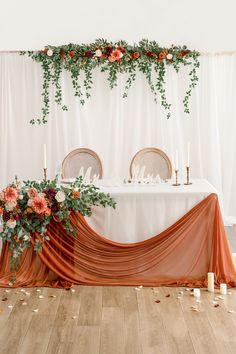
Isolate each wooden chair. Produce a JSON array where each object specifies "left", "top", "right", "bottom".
[
  {"left": 130, "top": 147, "right": 172, "bottom": 180},
  {"left": 62, "top": 148, "right": 103, "bottom": 179}
]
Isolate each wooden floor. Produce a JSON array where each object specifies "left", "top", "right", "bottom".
[{"left": 0, "top": 285, "right": 236, "bottom": 354}]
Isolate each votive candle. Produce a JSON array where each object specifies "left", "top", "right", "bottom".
[
  {"left": 207, "top": 272, "right": 214, "bottom": 292},
  {"left": 220, "top": 283, "right": 227, "bottom": 295}
]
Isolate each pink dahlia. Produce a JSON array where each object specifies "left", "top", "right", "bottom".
[
  {"left": 31, "top": 196, "right": 47, "bottom": 214},
  {"left": 2, "top": 187, "right": 18, "bottom": 202},
  {"left": 27, "top": 187, "right": 38, "bottom": 199}
]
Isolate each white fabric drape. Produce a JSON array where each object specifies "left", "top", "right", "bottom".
[{"left": 0, "top": 53, "right": 236, "bottom": 221}]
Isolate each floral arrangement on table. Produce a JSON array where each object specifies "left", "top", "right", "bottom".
[
  {"left": 21, "top": 39, "right": 200, "bottom": 124},
  {"left": 0, "top": 177, "right": 116, "bottom": 269}
]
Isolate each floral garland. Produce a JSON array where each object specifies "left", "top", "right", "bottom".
[
  {"left": 21, "top": 39, "right": 200, "bottom": 124},
  {"left": 0, "top": 177, "right": 116, "bottom": 271}
]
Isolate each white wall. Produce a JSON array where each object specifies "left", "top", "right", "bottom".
[{"left": 0, "top": 0, "right": 235, "bottom": 51}]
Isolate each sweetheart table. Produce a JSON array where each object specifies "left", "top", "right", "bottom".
[
  {"left": 86, "top": 179, "right": 218, "bottom": 243},
  {"left": 0, "top": 179, "right": 235, "bottom": 288}
]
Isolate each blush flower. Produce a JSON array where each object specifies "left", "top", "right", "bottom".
[
  {"left": 5, "top": 200, "right": 17, "bottom": 211},
  {"left": 95, "top": 49, "right": 102, "bottom": 57},
  {"left": 2, "top": 187, "right": 18, "bottom": 202},
  {"left": 31, "top": 196, "right": 47, "bottom": 214},
  {"left": 27, "top": 187, "right": 38, "bottom": 199},
  {"left": 109, "top": 49, "right": 123, "bottom": 62},
  {"left": 6, "top": 219, "right": 16, "bottom": 229}
]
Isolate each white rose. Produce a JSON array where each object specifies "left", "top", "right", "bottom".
[
  {"left": 27, "top": 199, "right": 33, "bottom": 207},
  {"left": 5, "top": 200, "right": 17, "bottom": 211},
  {"left": 55, "top": 191, "right": 66, "bottom": 203},
  {"left": 23, "top": 235, "right": 30, "bottom": 241},
  {"left": 95, "top": 49, "right": 102, "bottom": 57},
  {"left": 47, "top": 49, "right": 53, "bottom": 57},
  {"left": 6, "top": 220, "right": 16, "bottom": 229},
  {"left": 166, "top": 53, "right": 173, "bottom": 60},
  {"left": 18, "top": 194, "right": 23, "bottom": 200}
]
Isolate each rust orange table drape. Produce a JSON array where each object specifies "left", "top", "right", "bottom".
[{"left": 0, "top": 193, "right": 236, "bottom": 288}]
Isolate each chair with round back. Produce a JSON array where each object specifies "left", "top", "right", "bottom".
[
  {"left": 130, "top": 147, "right": 172, "bottom": 180},
  {"left": 62, "top": 148, "right": 103, "bottom": 179}
]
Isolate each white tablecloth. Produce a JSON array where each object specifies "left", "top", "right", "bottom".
[{"left": 86, "top": 179, "right": 218, "bottom": 243}]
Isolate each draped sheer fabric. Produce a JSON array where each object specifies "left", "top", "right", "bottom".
[{"left": 0, "top": 194, "right": 235, "bottom": 288}]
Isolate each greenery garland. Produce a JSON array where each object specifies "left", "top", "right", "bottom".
[{"left": 21, "top": 39, "right": 200, "bottom": 124}]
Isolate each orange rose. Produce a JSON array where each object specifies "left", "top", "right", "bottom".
[
  {"left": 0, "top": 207, "right": 3, "bottom": 214},
  {"left": 26, "top": 207, "right": 33, "bottom": 213},
  {"left": 71, "top": 191, "right": 80, "bottom": 199},
  {"left": 69, "top": 51, "right": 75, "bottom": 58},
  {"left": 45, "top": 208, "right": 51, "bottom": 216},
  {"left": 117, "top": 46, "right": 126, "bottom": 54},
  {"left": 159, "top": 52, "right": 167, "bottom": 60},
  {"left": 133, "top": 52, "right": 140, "bottom": 59}
]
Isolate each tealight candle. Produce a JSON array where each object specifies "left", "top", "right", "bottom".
[
  {"left": 207, "top": 272, "right": 214, "bottom": 292},
  {"left": 220, "top": 283, "right": 227, "bottom": 295},
  {"left": 193, "top": 289, "right": 201, "bottom": 297}
]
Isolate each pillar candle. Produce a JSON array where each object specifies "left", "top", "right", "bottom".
[
  {"left": 220, "top": 283, "right": 227, "bottom": 295},
  {"left": 207, "top": 272, "right": 214, "bottom": 292},
  {"left": 43, "top": 144, "right": 47, "bottom": 169},
  {"left": 232, "top": 253, "right": 236, "bottom": 270},
  {"left": 193, "top": 288, "right": 201, "bottom": 297}
]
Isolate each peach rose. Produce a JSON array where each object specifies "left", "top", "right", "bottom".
[
  {"left": 5, "top": 200, "right": 17, "bottom": 211},
  {"left": 133, "top": 52, "right": 140, "bottom": 59},
  {"left": 27, "top": 187, "right": 38, "bottom": 199},
  {"left": 31, "top": 196, "right": 47, "bottom": 214}
]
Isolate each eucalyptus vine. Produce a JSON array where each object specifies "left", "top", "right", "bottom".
[{"left": 21, "top": 39, "right": 200, "bottom": 124}]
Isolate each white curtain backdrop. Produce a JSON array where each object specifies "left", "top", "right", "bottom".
[{"left": 0, "top": 53, "right": 236, "bottom": 221}]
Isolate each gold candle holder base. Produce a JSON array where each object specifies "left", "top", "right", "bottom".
[
  {"left": 43, "top": 168, "right": 47, "bottom": 181},
  {"left": 184, "top": 166, "right": 192, "bottom": 185},
  {"left": 172, "top": 170, "right": 181, "bottom": 186}
]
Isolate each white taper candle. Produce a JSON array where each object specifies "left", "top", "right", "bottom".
[
  {"left": 43, "top": 144, "right": 47, "bottom": 169},
  {"left": 187, "top": 142, "right": 190, "bottom": 167}
]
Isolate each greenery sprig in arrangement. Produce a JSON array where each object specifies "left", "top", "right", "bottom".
[
  {"left": 0, "top": 177, "right": 116, "bottom": 269},
  {"left": 21, "top": 39, "right": 200, "bottom": 124}
]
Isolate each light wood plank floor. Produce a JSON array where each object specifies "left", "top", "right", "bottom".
[{"left": 0, "top": 285, "right": 236, "bottom": 354}]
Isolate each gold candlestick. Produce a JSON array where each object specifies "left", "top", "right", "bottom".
[
  {"left": 184, "top": 166, "right": 192, "bottom": 185},
  {"left": 43, "top": 168, "right": 47, "bottom": 181},
  {"left": 172, "top": 170, "right": 181, "bottom": 186}
]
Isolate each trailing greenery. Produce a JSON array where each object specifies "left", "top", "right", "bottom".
[{"left": 21, "top": 39, "right": 200, "bottom": 124}]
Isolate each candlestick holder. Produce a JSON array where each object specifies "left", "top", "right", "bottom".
[
  {"left": 172, "top": 170, "right": 181, "bottom": 186},
  {"left": 184, "top": 166, "right": 192, "bottom": 185},
  {"left": 43, "top": 168, "right": 47, "bottom": 181}
]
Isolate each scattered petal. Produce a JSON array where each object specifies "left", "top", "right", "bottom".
[
  {"left": 32, "top": 309, "right": 39, "bottom": 313},
  {"left": 25, "top": 292, "right": 30, "bottom": 296},
  {"left": 228, "top": 291, "right": 232, "bottom": 295},
  {"left": 135, "top": 287, "right": 141, "bottom": 291},
  {"left": 138, "top": 286, "right": 143, "bottom": 289},
  {"left": 7, "top": 305, "right": 13, "bottom": 309},
  {"left": 214, "top": 304, "right": 220, "bottom": 308},
  {"left": 196, "top": 299, "right": 201, "bottom": 303},
  {"left": 22, "top": 302, "right": 27, "bottom": 306},
  {"left": 36, "top": 289, "right": 41, "bottom": 292},
  {"left": 19, "top": 298, "right": 25, "bottom": 301},
  {"left": 191, "top": 308, "right": 199, "bottom": 312},
  {"left": 20, "top": 289, "right": 25, "bottom": 293},
  {"left": 176, "top": 296, "right": 182, "bottom": 299},
  {"left": 179, "top": 291, "right": 184, "bottom": 295},
  {"left": 49, "top": 295, "right": 56, "bottom": 298},
  {"left": 214, "top": 297, "right": 218, "bottom": 301},
  {"left": 5, "top": 290, "right": 11, "bottom": 293},
  {"left": 8, "top": 283, "right": 13, "bottom": 286},
  {"left": 38, "top": 295, "right": 44, "bottom": 299},
  {"left": 70, "top": 289, "right": 76, "bottom": 293},
  {"left": 2, "top": 297, "right": 7, "bottom": 301},
  {"left": 15, "top": 291, "right": 20, "bottom": 294},
  {"left": 165, "top": 294, "right": 170, "bottom": 298},
  {"left": 217, "top": 296, "right": 224, "bottom": 300},
  {"left": 212, "top": 301, "right": 218, "bottom": 305},
  {"left": 72, "top": 315, "right": 77, "bottom": 319},
  {"left": 228, "top": 310, "right": 234, "bottom": 313},
  {"left": 185, "top": 288, "right": 190, "bottom": 292},
  {"left": 155, "top": 300, "right": 161, "bottom": 303}
]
